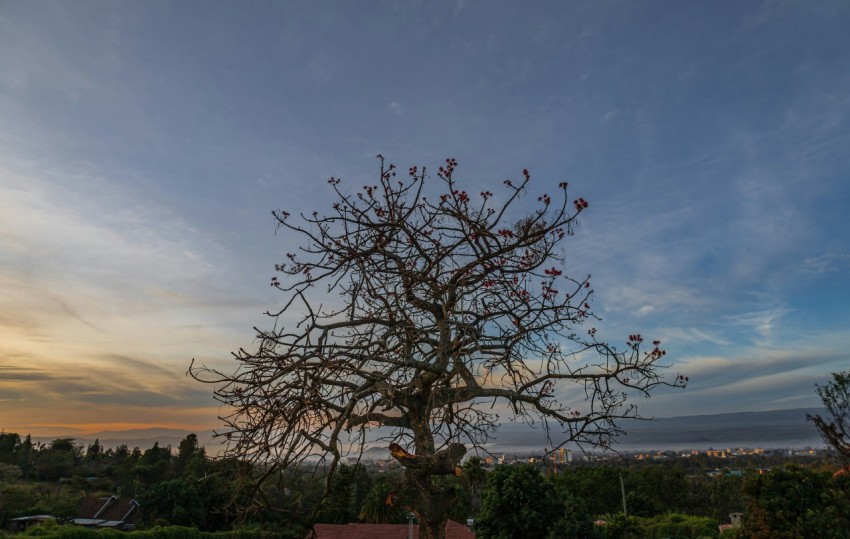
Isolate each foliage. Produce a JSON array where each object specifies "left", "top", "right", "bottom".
[
  {"left": 808, "top": 370, "right": 850, "bottom": 465},
  {"left": 140, "top": 479, "right": 208, "bottom": 528},
  {"left": 738, "top": 465, "right": 850, "bottom": 538},
  {"left": 475, "top": 464, "right": 561, "bottom": 539},
  {"left": 3, "top": 525, "right": 300, "bottom": 539},
  {"left": 314, "top": 463, "right": 372, "bottom": 524},
  {"left": 636, "top": 512, "right": 719, "bottom": 538},
  {"left": 598, "top": 512, "right": 718, "bottom": 539},
  {"left": 359, "top": 479, "right": 407, "bottom": 524},
  {"left": 191, "top": 157, "right": 681, "bottom": 537},
  {"left": 546, "top": 491, "right": 599, "bottom": 538},
  {"left": 0, "top": 463, "right": 22, "bottom": 483}
]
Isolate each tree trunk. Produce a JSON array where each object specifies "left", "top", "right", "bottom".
[{"left": 420, "top": 518, "right": 447, "bottom": 539}]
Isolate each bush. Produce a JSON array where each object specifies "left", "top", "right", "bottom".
[{"left": 638, "top": 513, "right": 719, "bottom": 538}]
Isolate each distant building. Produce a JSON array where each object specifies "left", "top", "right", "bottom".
[
  {"left": 73, "top": 495, "right": 140, "bottom": 531},
  {"left": 7, "top": 515, "right": 57, "bottom": 532}
]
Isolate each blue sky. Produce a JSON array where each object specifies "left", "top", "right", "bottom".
[{"left": 1, "top": 1, "right": 848, "bottom": 436}]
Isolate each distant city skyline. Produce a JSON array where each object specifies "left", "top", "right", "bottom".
[{"left": 1, "top": 2, "right": 849, "bottom": 436}]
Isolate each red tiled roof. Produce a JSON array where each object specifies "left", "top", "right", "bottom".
[{"left": 307, "top": 520, "right": 474, "bottom": 539}]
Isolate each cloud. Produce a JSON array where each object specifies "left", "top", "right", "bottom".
[
  {"left": 599, "top": 109, "right": 622, "bottom": 124},
  {"left": 803, "top": 251, "right": 850, "bottom": 275},
  {"left": 722, "top": 308, "right": 791, "bottom": 341},
  {"left": 388, "top": 101, "right": 404, "bottom": 117}
]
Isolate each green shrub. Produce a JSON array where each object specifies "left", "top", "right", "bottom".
[{"left": 637, "top": 512, "right": 719, "bottom": 538}]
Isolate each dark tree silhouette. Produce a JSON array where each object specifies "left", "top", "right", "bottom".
[
  {"left": 191, "top": 157, "right": 684, "bottom": 538},
  {"left": 808, "top": 371, "right": 850, "bottom": 465}
]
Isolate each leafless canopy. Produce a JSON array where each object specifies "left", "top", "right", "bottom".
[{"left": 191, "top": 157, "right": 683, "bottom": 537}]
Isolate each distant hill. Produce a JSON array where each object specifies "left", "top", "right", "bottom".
[
  {"left": 485, "top": 407, "right": 827, "bottom": 453},
  {"left": 27, "top": 408, "right": 827, "bottom": 455},
  {"left": 614, "top": 407, "right": 826, "bottom": 450}
]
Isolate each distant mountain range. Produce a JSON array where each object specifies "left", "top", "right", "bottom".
[
  {"left": 614, "top": 407, "right": 826, "bottom": 450},
  {"left": 491, "top": 407, "right": 827, "bottom": 452},
  {"left": 28, "top": 408, "right": 827, "bottom": 455}
]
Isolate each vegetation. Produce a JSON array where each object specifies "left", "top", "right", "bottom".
[
  {"left": 190, "top": 157, "right": 683, "bottom": 538},
  {"left": 1, "top": 428, "right": 849, "bottom": 538}
]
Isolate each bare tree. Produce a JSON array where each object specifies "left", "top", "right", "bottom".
[
  {"left": 191, "top": 157, "right": 685, "bottom": 539},
  {"left": 808, "top": 371, "right": 850, "bottom": 466}
]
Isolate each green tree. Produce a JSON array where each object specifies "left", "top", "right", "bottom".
[
  {"left": 546, "top": 490, "right": 597, "bottom": 539},
  {"left": 175, "top": 434, "right": 206, "bottom": 477},
  {"left": 34, "top": 448, "right": 75, "bottom": 481},
  {"left": 17, "top": 435, "right": 34, "bottom": 479},
  {"left": 135, "top": 442, "right": 173, "bottom": 485},
  {"left": 315, "top": 463, "right": 372, "bottom": 524},
  {"left": 0, "top": 433, "right": 21, "bottom": 464},
  {"left": 557, "top": 466, "right": 624, "bottom": 517},
  {"left": 476, "top": 464, "right": 560, "bottom": 539},
  {"left": 739, "top": 465, "right": 850, "bottom": 538},
  {"left": 85, "top": 439, "right": 103, "bottom": 461},
  {"left": 359, "top": 479, "right": 406, "bottom": 524},
  {"left": 140, "top": 478, "right": 206, "bottom": 528}
]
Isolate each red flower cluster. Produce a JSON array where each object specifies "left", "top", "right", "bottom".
[
  {"left": 481, "top": 190, "right": 493, "bottom": 199},
  {"left": 628, "top": 334, "right": 643, "bottom": 343},
  {"left": 559, "top": 181, "right": 568, "bottom": 189},
  {"left": 573, "top": 198, "right": 589, "bottom": 211},
  {"left": 438, "top": 158, "right": 458, "bottom": 177},
  {"left": 497, "top": 228, "right": 515, "bottom": 238},
  {"left": 363, "top": 184, "right": 378, "bottom": 197},
  {"left": 544, "top": 267, "right": 563, "bottom": 276},
  {"left": 408, "top": 166, "right": 418, "bottom": 176},
  {"left": 538, "top": 193, "right": 551, "bottom": 204},
  {"left": 327, "top": 177, "right": 341, "bottom": 185},
  {"left": 542, "top": 285, "right": 558, "bottom": 300},
  {"left": 503, "top": 179, "right": 514, "bottom": 187},
  {"left": 453, "top": 190, "right": 470, "bottom": 203},
  {"left": 523, "top": 168, "right": 530, "bottom": 180}
]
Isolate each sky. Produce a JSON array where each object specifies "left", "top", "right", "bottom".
[{"left": 1, "top": 1, "right": 849, "bottom": 439}]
